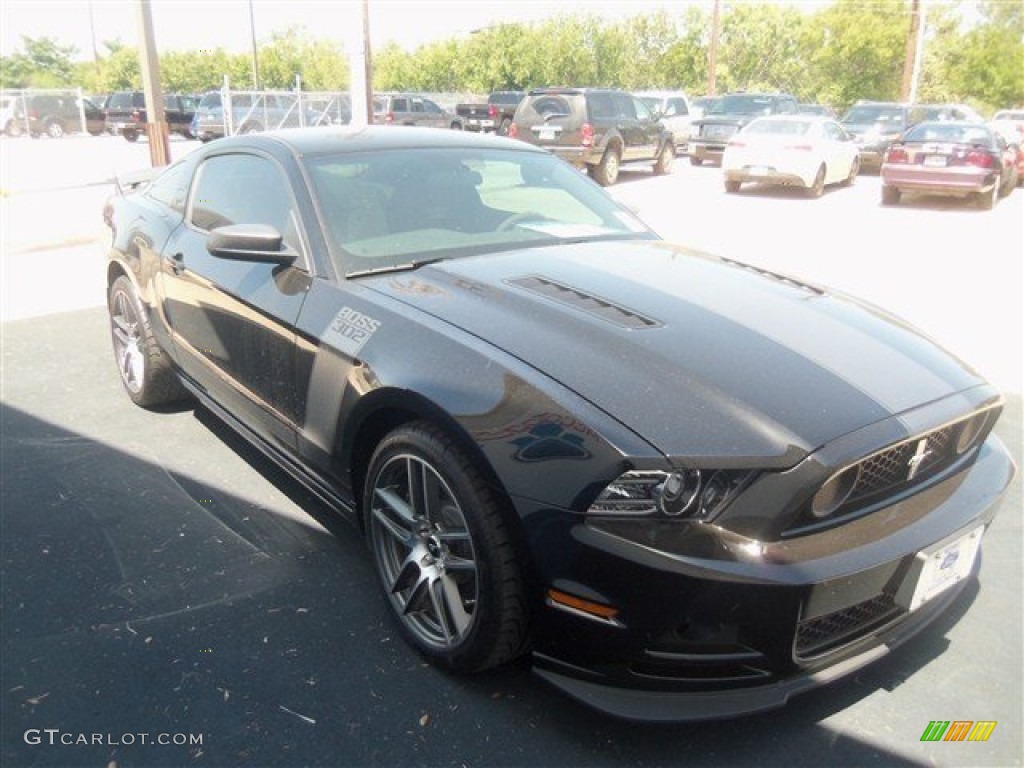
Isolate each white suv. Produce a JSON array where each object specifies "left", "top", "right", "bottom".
[{"left": 635, "top": 90, "right": 693, "bottom": 153}]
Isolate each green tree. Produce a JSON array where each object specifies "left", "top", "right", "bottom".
[{"left": 0, "top": 36, "right": 78, "bottom": 88}]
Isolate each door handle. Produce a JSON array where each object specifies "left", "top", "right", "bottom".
[{"left": 168, "top": 252, "right": 185, "bottom": 275}]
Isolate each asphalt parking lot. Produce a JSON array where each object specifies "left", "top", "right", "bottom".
[{"left": 1, "top": 134, "right": 1022, "bottom": 767}]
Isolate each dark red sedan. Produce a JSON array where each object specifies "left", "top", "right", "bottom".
[{"left": 880, "top": 121, "right": 1017, "bottom": 209}]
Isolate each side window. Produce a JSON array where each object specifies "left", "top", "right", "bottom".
[
  {"left": 411, "top": 100, "right": 425, "bottom": 113},
  {"left": 633, "top": 97, "right": 652, "bottom": 121},
  {"left": 613, "top": 93, "right": 638, "bottom": 120},
  {"left": 190, "top": 154, "right": 302, "bottom": 253},
  {"left": 392, "top": 98, "right": 409, "bottom": 112},
  {"left": 669, "top": 98, "right": 688, "bottom": 116},
  {"left": 588, "top": 93, "right": 616, "bottom": 119},
  {"left": 424, "top": 100, "right": 442, "bottom": 114},
  {"left": 148, "top": 162, "right": 191, "bottom": 213}
]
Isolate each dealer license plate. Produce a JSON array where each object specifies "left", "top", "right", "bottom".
[
  {"left": 923, "top": 155, "right": 948, "bottom": 167},
  {"left": 908, "top": 526, "right": 983, "bottom": 612}
]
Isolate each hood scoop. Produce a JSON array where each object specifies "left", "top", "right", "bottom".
[{"left": 508, "top": 275, "right": 661, "bottom": 330}]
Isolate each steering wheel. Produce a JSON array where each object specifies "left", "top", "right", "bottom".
[{"left": 497, "top": 212, "right": 546, "bottom": 232}]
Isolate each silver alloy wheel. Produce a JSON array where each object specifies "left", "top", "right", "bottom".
[
  {"left": 370, "top": 453, "right": 479, "bottom": 649},
  {"left": 110, "top": 287, "right": 145, "bottom": 395}
]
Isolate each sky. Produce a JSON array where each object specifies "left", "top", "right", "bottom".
[{"left": 1, "top": 0, "right": 705, "bottom": 60}]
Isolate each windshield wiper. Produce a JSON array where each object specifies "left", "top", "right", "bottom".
[{"left": 346, "top": 257, "right": 448, "bottom": 278}]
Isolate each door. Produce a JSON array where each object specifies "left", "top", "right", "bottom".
[{"left": 159, "top": 151, "right": 313, "bottom": 450}]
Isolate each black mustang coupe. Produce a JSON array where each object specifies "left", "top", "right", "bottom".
[{"left": 104, "top": 127, "right": 1014, "bottom": 721}]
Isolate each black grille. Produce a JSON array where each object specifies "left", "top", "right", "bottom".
[
  {"left": 795, "top": 595, "right": 903, "bottom": 660},
  {"left": 850, "top": 425, "right": 955, "bottom": 505}
]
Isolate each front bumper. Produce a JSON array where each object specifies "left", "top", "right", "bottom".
[{"left": 523, "top": 433, "right": 1014, "bottom": 721}]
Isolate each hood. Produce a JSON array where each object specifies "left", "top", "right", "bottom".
[{"left": 361, "top": 241, "right": 982, "bottom": 466}]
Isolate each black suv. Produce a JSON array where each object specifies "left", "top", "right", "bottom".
[
  {"left": 689, "top": 92, "right": 799, "bottom": 165},
  {"left": 8, "top": 94, "right": 106, "bottom": 138},
  {"left": 105, "top": 91, "right": 198, "bottom": 141},
  {"left": 509, "top": 88, "right": 675, "bottom": 186}
]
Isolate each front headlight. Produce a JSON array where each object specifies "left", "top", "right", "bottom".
[{"left": 587, "top": 469, "right": 755, "bottom": 521}]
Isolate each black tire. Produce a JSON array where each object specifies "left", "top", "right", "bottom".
[
  {"left": 498, "top": 117, "right": 511, "bottom": 136},
  {"left": 724, "top": 179, "right": 741, "bottom": 194},
  {"left": 689, "top": 155, "right": 703, "bottom": 167},
  {"left": 806, "top": 164, "right": 826, "bottom": 198},
  {"left": 841, "top": 157, "right": 859, "bottom": 187},
  {"left": 450, "top": 121, "right": 463, "bottom": 131},
  {"left": 653, "top": 142, "right": 674, "bottom": 175},
  {"left": 365, "top": 422, "right": 528, "bottom": 673},
  {"left": 181, "top": 130, "right": 195, "bottom": 140},
  {"left": 975, "top": 179, "right": 998, "bottom": 210},
  {"left": 881, "top": 186, "right": 901, "bottom": 206},
  {"left": 46, "top": 120, "right": 65, "bottom": 139},
  {"left": 122, "top": 128, "right": 139, "bottom": 143},
  {"left": 108, "top": 276, "right": 186, "bottom": 407},
  {"left": 590, "top": 145, "right": 621, "bottom": 186}
]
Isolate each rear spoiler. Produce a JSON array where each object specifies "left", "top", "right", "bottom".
[{"left": 112, "top": 166, "right": 162, "bottom": 195}]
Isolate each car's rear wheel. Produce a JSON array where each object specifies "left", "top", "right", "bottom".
[
  {"left": 365, "top": 423, "right": 527, "bottom": 673},
  {"left": 806, "top": 165, "right": 826, "bottom": 198},
  {"left": 108, "top": 276, "right": 186, "bottom": 407},
  {"left": 653, "top": 142, "right": 674, "bottom": 175},
  {"left": 881, "top": 185, "right": 901, "bottom": 206},
  {"left": 122, "top": 128, "right": 139, "bottom": 142},
  {"left": 724, "top": 179, "right": 741, "bottom": 194},
  {"left": 689, "top": 156, "right": 703, "bottom": 166},
  {"left": 450, "top": 121, "right": 463, "bottom": 131},
  {"left": 591, "top": 146, "right": 621, "bottom": 186},
  {"left": 841, "top": 157, "right": 859, "bottom": 187},
  {"left": 498, "top": 117, "right": 511, "bottom": 136},
  {"left": 46, "top": 120, "right": 65, "bottom": 138},
  {"left": 976, "top": 178, "right": 999, "bottom": 210}
]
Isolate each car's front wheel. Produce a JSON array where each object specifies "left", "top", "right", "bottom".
[
  {"left": 724, "top": 179, "right": 741, "bottom": 194},
  {"left": 591, "top": 146, "right": 621, "bottom": 186},
  {"left": 122, "top": 128, "right": 139, "bottom": 142},
  {"left": 841, "top": 157, "right": 859, "bottom": 187},
  {"left": 365, "top": 422, "right": 528, "bottom": 673},
  {"left": 108, "top": 276, "right": 185, "bottom": 407},
  {"left": 46, "top": 120, "right": 65, "bottom": 138}
]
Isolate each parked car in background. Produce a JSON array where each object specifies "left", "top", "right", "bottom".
[
  {"left": 689, "top": 92, "right": 799, "bottom": 166},
  {"left": 5, "top": 93, "right": 105, "bottom": 138},
  {"left": 635, "top": 90, "right": 693, "bottom": 153},
  {"left": 1, "top": 93, "right": 18, "bottom": 135},
  {"left": 509, "top": 87, "right": 675, "bottom": 185},
  {"left": 374, "top": 94, "right": 464, "bottom": 130},
  {"left": 992, "top": 108, "right": 1024, "bottom": 134},
  {"left": 880, "top": 121, "right": 1017, "bottom": 209},
  {"left": 689, "top": 96, "right": 718, "bottom": 120},
  {"left": 840, "top": 102, "right": 916, "bottom": 170},
  {"left": 101, "top": 125, "right": 1014, "bottom": 722},
  {"left": 988, "top": 117, "right": 1024, "bottom": 185},
  {"left": 455, "top": 91, "right": 525, "bottom": 135},
  {"left": 722, "top": 115, "right": 859, "bottom": 197},
  {"left": 191, "top": 91, "right": 329, "bottom": 142},
  {"left": 105, "top": 91, "right": 198, "bottom": 141},
  {"left": 797, "top": 103, "right": 837, "bottom": 119},
  {"left": 917, "top": 103, "right": 986, "bottom": 123}
]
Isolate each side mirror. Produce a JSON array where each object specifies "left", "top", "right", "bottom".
[{"left": 207, "top": 224, "right": 298, "bottom": 264}]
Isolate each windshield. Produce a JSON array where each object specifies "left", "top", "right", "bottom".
[
  {"left": 711, "top": 95, "right": 775, "bottom": 115},
  {"left": 842, "top": 106, "right": 904, "bottom": 125},
  {"left": 304, "top": 147, "right": 654, "bottom": 276},
  {"left": 903, "top": 122, "right": 994, "bottom": 146},
  {"left": 744, "top": 119, "right": 811, "bottom": 136}
]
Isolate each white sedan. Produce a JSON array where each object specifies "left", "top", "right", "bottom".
[{"left": 721, "top": 115, "right": 860, "bottom": 197}]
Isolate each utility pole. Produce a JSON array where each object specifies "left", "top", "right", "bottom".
[
  {"left": 136, "top": 0, "right": 170, "bottom": 166},
  {"left": 900, "top": 0, "right": 922, "bottom": 102},
  {"left": 349, "top": 0, "right": 373, "bottom": 126},
  {"left": 708, "top": 0, "right": 721, "bottom": 96},
  {"left": 248, "top": 0, "right": 260, "bottom": 89}
]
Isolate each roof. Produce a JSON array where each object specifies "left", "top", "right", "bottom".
[{"left": 217, "top": 125, "right": 547, "bottom": 157}]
